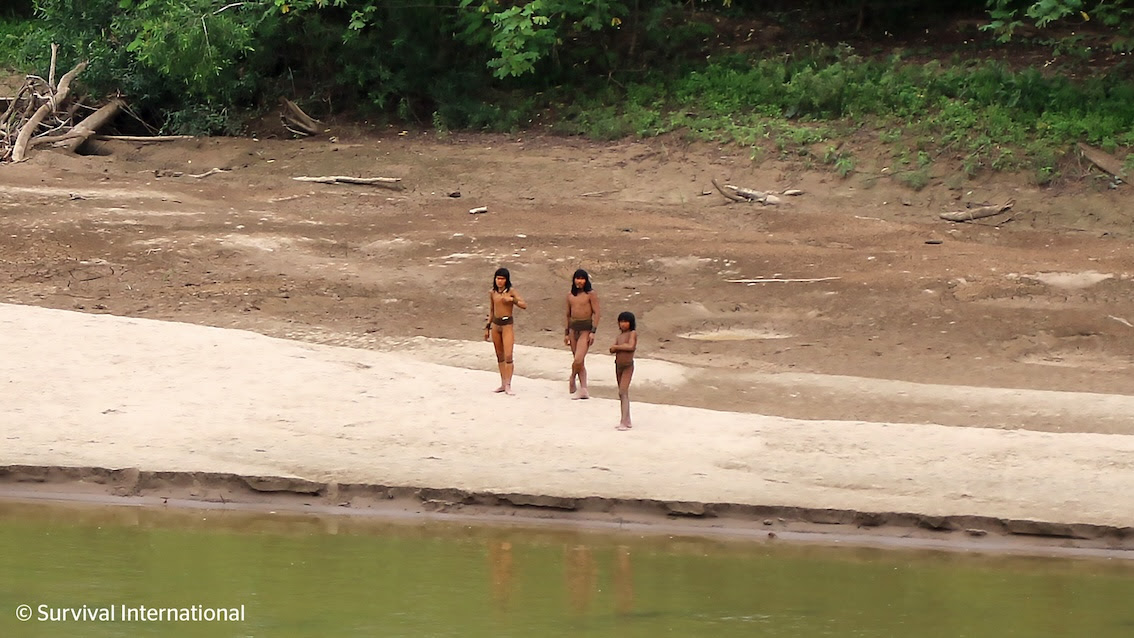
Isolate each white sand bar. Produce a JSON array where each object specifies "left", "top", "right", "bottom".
[{"left": 2, "top": 303, "right": 1133, "bottom": 528}]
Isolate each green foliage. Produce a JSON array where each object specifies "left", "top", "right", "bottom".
[
  {"left": 5, "top": 0, "right": 1132, "bottom": 182},
  {"left": 897, "top": 167, "right": 931, "bottom": 190},
  {"left": 822, "top": 145, "right": 856, "bottom": 177},
  {"left": 117, "top": 0, "right": 256, "bottom": 97},
  {"left": 0, "top": 18, "right": 37, "bottom": 67},
  {"left": 985, "top": 0, "right": 1134, "bottom": 51},
  {"left": 879, "top": 128, "right": 903, "bottom": 144},
  {"left": 29, "top": 0, "right": 266, "bottom": 133}
]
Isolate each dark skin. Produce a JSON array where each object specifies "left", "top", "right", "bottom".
[
  {"left": 565, "top": 276, "right": 600, "bottom": 398},
  {"left": 485, "top": 275, "right": 526, "bottom": 394},
  {"left": 610, "top": 319, "right": 637, "bottom": 429}
]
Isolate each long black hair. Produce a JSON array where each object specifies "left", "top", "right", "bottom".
[
  {"left": 617, "top": 311, "right": 636, "bottom": 330},
  {"left": 493, "top": 267, "right": 512, "bottom": 292},
  {"left": 570, "top": 268, "right": 592, "bottom": 295}
]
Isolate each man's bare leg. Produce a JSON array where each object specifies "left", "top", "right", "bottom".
[
  {"left": 567, "top": 331, "right": 578, "bottom": 394},
  {"left": 575, "top": 331, "right": 591, "bottom": 399},
  {"left": 495, "top": 362, "right": 508, "bottom": 392},
  {"left": 503, "top": 362, "right": 517, "bottom": 392}
]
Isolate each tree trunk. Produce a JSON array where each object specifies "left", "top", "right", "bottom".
[{"left": 59, "top": 98, "right": 124, "bottom": 153}]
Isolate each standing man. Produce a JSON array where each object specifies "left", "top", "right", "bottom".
[
  {"left": 564, "top": 268, "right": 599, "bottom": 399},
  {"left": 486, "top": 267, "right": 527, "bottom": 395}
]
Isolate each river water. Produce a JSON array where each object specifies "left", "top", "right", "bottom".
[{"left": 1, "top": 500, "right": 1132, "bottom": 637}]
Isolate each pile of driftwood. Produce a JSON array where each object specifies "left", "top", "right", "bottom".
[
  {"left": 2, "top": 45, "right": 327, "bottom": 163},
  {"left": 0, "top": 44, "right": 145, "bottom": 163}
]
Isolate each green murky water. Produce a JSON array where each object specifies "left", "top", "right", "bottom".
[{"left": 1, "top": 501, "right": 1132, "bottom": 637}]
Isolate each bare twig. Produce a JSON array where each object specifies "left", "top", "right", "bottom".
[
  {"left": 214, "top": 2, "right": 247, "bottom": 14},
  {"left": 189, "top": 167, "right": 228, "bottom": 179},
  {"left": 939, "top": 199, "right": 1014, "bottom": 222},
  {"left": 1108, "top": 315, "right": 1134, "bottom": 328},
  {"left": 292, "top": 175, "right": 403, "bottom": 190},
  {"left": 119, "top": 102, "right": 161, "bottom": 136},
  {"left": 94, "top": 134, "right": 195, "bottom": 142},
  {"left": 727, "top": 277, "right": 841, "bottom": 283}
]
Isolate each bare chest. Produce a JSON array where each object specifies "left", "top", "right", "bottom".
[{"left": 567, "top": 294, "right": 593, "bottom": 316}]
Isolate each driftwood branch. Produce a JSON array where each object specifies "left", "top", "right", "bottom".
[
  {"left": 292, "top": 175, "right": 404, "bottom": 190},
  {"left": 11, "top": 60, "right": 89, "bottom": 162},
  {"left": 727, "top": 277, "right": 841, "bottom": 283},
  {"left": 59, "top": 98, "right": 124, "bottom": 153},
  {"left": 48, "top": 44, "right": 58, "bottom": 91},
  {"left": 94, "top": 134, "right": 195, "bottom": 142},
  {"left": 27, "top": 129, "right": 85, "bottom": 147},
  {"left": 1078, "top": 143, "right": 1126, "bottom": 179},
  {"left": 712, "top": 178, "right": 782, "bottom": 205},
  {"left": 939, "top": 199, "right": 1015, "bottom": 222},
  {"left": 711, "top": 178, "right": 746, "bottom": 202},
  {"left": 280, "top": 97, "right": 322, "bottom": 136},
  {"left": 189, "top": 168, "right": 228, "bottom": 179}
]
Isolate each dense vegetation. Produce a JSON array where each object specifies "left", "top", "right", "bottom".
[{"left": 1, "top": 0, "right": 1131, "bottom": 182}]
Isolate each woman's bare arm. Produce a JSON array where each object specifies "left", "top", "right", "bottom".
[
  {"left": 590, "top": 291, "right": 600, "bottom": 331},
  {"left": 485, "top": 291, "right": 493, "bottom": 340}
]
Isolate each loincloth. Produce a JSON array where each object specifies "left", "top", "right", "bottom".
[
  {"left": 492, "top": 316, "right": 514, "bottom": 326},
  {"left": 569, "top": 318, "right": 594, "bottom": 333}
]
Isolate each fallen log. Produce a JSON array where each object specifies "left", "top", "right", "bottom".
[
  {"left": 728, "top": 184, "right": 769, "bottom": 201},
  {"left": 59, "top": 98, "right": 124, "bottom": 153},
  {"left": 1078, "top": 143, "right": 1126, "bottom": 179},
  {"left": 280, "top": 97, "right": 322, "bottom": 136},
  {"left": 26, "top": 129, "right": 86, "bottom": 147},
  {"left": 11, "top": 60, "right": 88, "bottom": 162},
  {"left": 939, "top": 199, "right": 1014, "bottom": 222},
  {"left": 711, "top": 178, "right": 746, "bottom": 203},
  {"left": 292, "top": 175, "right": 404, "bottom": 190},
  {"left": 712, "top": 178, "right": 782, "bottom": 205}
]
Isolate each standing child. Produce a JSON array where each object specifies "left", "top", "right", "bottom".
[
  {"left": 609, "top": 311, "right": 637, "bottom": 430},
  {"left": 485, "top": 267, "right": 527, "bottom": 395},
  {"left": 564, "top": 269, "right": 599, "bottom": 399}
]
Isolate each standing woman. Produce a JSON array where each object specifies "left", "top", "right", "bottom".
[
  {"left": 564, "top": 269, "right": 600, "bottom": 399},
  {"left": 485, "top": 267, "right": 527, "bottom": 395}
]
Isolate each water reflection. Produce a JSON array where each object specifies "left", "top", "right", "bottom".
[
  {"left": 565, "top": 543, "right": 596, "bottom": 616},
  {"left": 488, "top": 539, "right": 514, "bottom": 612},
  {"left": 0, "top": 500, "right": 1132, "bottom": 638}
]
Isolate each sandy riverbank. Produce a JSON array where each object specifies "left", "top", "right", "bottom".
[{"left": 2, "top": 303, "right": 1132, "bottom": 552}]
